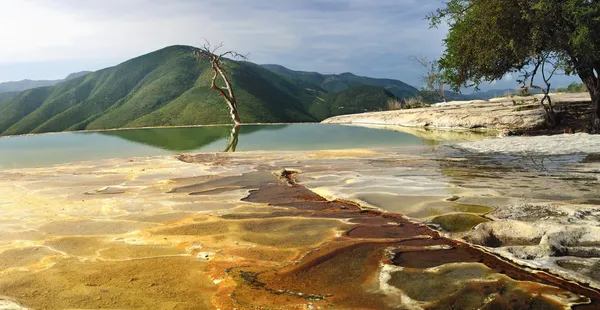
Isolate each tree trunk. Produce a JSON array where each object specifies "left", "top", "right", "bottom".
[
  {"left": 592, "top": 90, "right": 600, "bottom": 133},
  {"left": 546, "top": 108, "right": 557, "bottom": 128},
  {"left": 230, "top": 106, "right": 242, "bottom": 125},
  {"left": 542, "top": 94, "right": 557, "bottom": 128},
  {"left": 575, "top": 65, "right": 600, "bottom": 133},
  {"left": 209, "top": 63, "right": 242, "bottom": 125}
]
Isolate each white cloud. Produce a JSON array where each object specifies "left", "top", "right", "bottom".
[
  {"left": 0, "top": 0, "right": 96, "bottom": 62},
  {"left": 0, "top": 0, "right": 448, "bottom": 84}
]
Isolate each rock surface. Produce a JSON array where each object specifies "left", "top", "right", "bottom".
[
  {"left": 458, "top": 133, "right": 600, "bottom": 154},
  {"left": 465, "top": 203, "right": 600, "bottom": 289},
  {"left": 322, "top": 92, "right": 591, "bottom": 131}
]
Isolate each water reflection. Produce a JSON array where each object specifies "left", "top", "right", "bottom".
[
  {"left": 223, "top": 125, "right": 240, "bottom": 152},
  {"left": 100, "top": 125, "right": 260, "bottom": 152},
  {"left": 98, "top": 124, "right": 433, "bottom": 153},
  {"left": 0, "top": 124, "right": 454, "bottom": 168}
]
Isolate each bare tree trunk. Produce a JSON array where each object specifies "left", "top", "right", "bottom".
[
  {"left": 592, "top": 90, "right": 600, "bottom": 133},
  {"left": 528, "top": 54, "right": 557, "bottom": 127},
  {"left": 194, "top": 42, "right": 245, "bottom": 126},
  {"left": 210, "top": 65, "right": 242, "bottom": 125},
  {"left": 542, "top": 94, "right": 557, "bottom": 127},
  {"left": 438, "top": 82, "right": 446, "bottom": 103},
  {"left": 411, "top": 56, "right": 447, "bottom": 103}
]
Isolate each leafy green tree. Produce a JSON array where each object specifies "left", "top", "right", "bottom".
[{"left": 429, "top": 0, "right": 600, "bottom": 131}]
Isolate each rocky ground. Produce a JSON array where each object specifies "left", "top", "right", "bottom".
[
  {"left": 1, "top": 147, "right": 599, "bottom": 309},
  {"left": 323, "top": 92, "right": 592, "bottom": 134}
]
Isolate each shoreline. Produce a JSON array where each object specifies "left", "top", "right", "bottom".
[
  {"left": 322, "top": 92, "right": 593, "bottom": 136},
  {"left": 0, "top": 122, "right": 323, "bottom": 139}
]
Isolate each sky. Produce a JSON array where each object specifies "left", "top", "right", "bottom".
[{"left": 0, "top": 0, "right": 578, "bottom": 90}]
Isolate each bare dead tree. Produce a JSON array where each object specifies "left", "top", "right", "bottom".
[
  {"left": 193, "top": 41, "right": 247, "bottom": 125},
  {"left": 411, "top": 56, "right": 446, "bottom": 103},
  {"left": 518, "top": 52, "right": 561, "bottom": 127}
]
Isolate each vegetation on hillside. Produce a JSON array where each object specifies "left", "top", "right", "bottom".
[
  {"left": 261, "top": 64, "right": 417, "bottom": 99},
  {"left": 429, "top": 0, "right": 600, "bottom": 131},
  {"left": 0, "top": 46, "right": 303, "bottom": 135},
  {"left": 0, "top": 46, "right": 409, "bottom": 136},
  {"left": 308, "top": 85, "right": 398, "bottom": 119},
  {"left": 0, "top": 91, "right": 18, "bottom": 102},
  {"left": 557, "top": 82, "right": 589, "bottom": 93}
]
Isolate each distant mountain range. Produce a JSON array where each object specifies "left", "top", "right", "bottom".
[
  {"left": 0, "top": 45, "right": 523, "bottom": 136},
  {"left": 261, "top": 64, "right": 417, "bottom": 98},
  {"left": 0, "top": 71, "right": 91, "bottom": 94}
]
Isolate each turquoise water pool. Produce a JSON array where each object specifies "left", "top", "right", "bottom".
[{"left": 0, "top": 124, "right": 436, "bottom": 168}]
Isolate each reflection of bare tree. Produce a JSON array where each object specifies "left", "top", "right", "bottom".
[
  {"left": 525, "top": 156, "right": 549, "bottom": 173},
  {"left": 223, "top": 125, "right": 240, "bottom": 152}
]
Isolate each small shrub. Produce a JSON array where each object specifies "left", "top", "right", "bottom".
[
  {"left": 404, "top": 96, "right": 431, "bottom": 109},
  {"left": 516, "top": 87, "right": 532, "bottom": 97},
  {"left": 387, "top": 98, "right": 403, "bottom": 110}
]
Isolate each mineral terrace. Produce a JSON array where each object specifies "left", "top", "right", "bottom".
[{"left": 0, "top": 146, "right": 599, "bottom": 309}]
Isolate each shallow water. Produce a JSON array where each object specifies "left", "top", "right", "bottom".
[
  {"left": 0, "top": 124, "right": 451, "bottom": 168},
  {"left": 1, "top": 146, "right": 599, "bottom": 309}
]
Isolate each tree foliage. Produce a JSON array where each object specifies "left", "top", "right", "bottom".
[{"left": 429, "top": 0, "right": 600, "bottom": 129}]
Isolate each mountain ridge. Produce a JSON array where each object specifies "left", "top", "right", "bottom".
[
  {"left": 261, "top": 64, "right": 418, "bottom": 99},
  {"left": 0, "top": 71, "right": 92, "bottom": 94},
  {"left": 0, "top": 45, "right": 411, "bottom": 136}
]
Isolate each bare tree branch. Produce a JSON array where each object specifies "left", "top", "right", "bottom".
[
  {"left": 522, "top": 52, "right": 559, "bottom": 127},
  {"left": 193, "top": 41, "right": 247, "bottom": 125},
  {"left": 411, "top": 56, "right": 447, "bottom": 102}
]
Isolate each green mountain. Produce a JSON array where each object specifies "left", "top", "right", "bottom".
[
  {"left": 261, "top": 64, "right": 417, "bottom": 99},
  {"left": 308, "top": 85, "right": 397, "bottom": 120},
  {"left": 0, "top": 45, "right": 405, "bottom": 136}
]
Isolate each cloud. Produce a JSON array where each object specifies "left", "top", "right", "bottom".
[{"left": 0, "top": 0, "right": 447, "bottom": 84}]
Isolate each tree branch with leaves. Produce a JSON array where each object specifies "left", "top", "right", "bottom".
[
  {"left": 428, "top": 0, "right": 600, "bottom": 131},
  {"left": 193, "top": 41, "right": 247, "bottom": 125}
]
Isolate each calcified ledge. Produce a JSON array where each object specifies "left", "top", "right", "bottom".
[
  {"left": 0, "top": 148, "right": 599, "bottom": 309},
  {"left": 322, "top": 92, "right": 591, "bottom": 132}
]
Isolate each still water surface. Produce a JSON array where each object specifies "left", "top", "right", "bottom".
[{"left": 0, "top": 124, "right": 439, "bottom": 168}]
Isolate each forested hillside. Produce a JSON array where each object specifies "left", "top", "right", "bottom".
[{"left": 0, "top": 46, "right": 405, "bottom": 136}]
